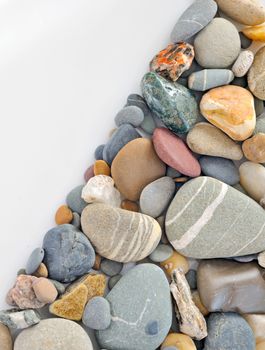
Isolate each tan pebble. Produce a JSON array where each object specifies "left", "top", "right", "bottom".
[
  {"left": 244, "top": 314, "right": 265, "bottom": 344},
  {"left": 248, "top": 46, "right": 265, "bottom": 100},
  {"left": 239, "top": 161, "right": 265, "bottom": 201},
  {"left": 258, "top": 251, "right": 265, "bottom": 268},
  {"left": 192, "top": 290, "right": 209, "bottom": 316},
  {"left": 257, "top": 341, "right": 265, "bottom": 349},
  {"left": 49, "top": 284, "right": 88, "bottom": 321},
  {"left": 94, "top": 160, "right": 111, "bottom": 176},
  {"left": 121, "top": 200, "right": 139, "bottom": 212},
  {"left": 55, "top": 205, "right": 73, "bottom": 225},
  {"left": 0, "top": 323, "right": 12, "bottom": 350},
  {"left": 32, "top": 277, "right": 58, "bottom": 303},
  {"left": 243, "top": 24, "right": 265, "bottom": 42},
  {"left": 33, "top": 263, "right": 48, "bottom": 278},
  {"left": 160, "top": 251, "right": 189, "bottom": 276},
  {"left": 242, "top": 133, "right": 265, "bottom": 163},
  {"left": 161, "top": 333, "right": 196, "bottom": 350},
  {"left": 93, "top": 254, "right": 102, "bottom": 270},
  {"left": 232, "top": 50, "right": 254, "bottom": 77}
]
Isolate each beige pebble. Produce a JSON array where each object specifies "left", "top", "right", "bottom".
[
  {"left": 94, "top": 160, "right": 111, "bottom": 176},
  {"left": 248, "top": 46, "right": 265, "bottom": 100},
  {"left": 55, "top": 205, "right": 73, "bottom": 225},
  {"left": 257, "top": 341, "right": 265, "bottom": 350},
  {"left": 33, "top": 278, "right": 58, "bottom": 303},
  {"left": 161, "top": 333, "right": 196, "bottom": 350},
  {"left": 32, "top": 263, "right": 48, "bottom": 278},
  {"left": 232, "top": 50, "right": 254, "bottom": 77},
  {"left": 244, "top": 314, "right": 265, "bottom": 344},
  {"left": 160, "top": 251, "right": 189, "bottom": 276},
  {"left": 242, "top": 133, "right": 265, "bottom": 163},
  {"left": 239, "top": 161, "right": 265, "bottom": 201},
  {"left": 0, "top": 323, "right": 12, "bottom": 350}
]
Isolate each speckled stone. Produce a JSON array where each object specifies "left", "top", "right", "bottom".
[
  {"left": 232, "top": 50, "right": 254, "bottom": 78},
  {"left": 248, "top": 46, "right": 265, "bottom": 100},
  {"left": 142, "top": 72, "right": 199, "bottom": 134},
  {"left": 0, "top": 309, "right": 40, "bottom": 329},
  {"left": 0, "top": 323, "right": 12, "bottom": 350},
  {"left": 115, "top": 106, "right": 144, "bottom": 127},
  {"left": 82, "top": 296, "right": 111, "bottom": 330},
  {"left": 26, "top": 248, "right": 45, "bottom": 275},
  {"left": 14, "top": 318, "right": 93, "bottom": 350},
  {"left": 108, "top": 274, "right": 122, "bottom": 290},
  {"left": 94, "top": 144, "right": 105, "bottom": 160},
  {"left": 66, "top": 185, "right": 87, "bottom": 215},
  {"left": 43, "top": 224, "right": 95, "bottom": 282},
  {"left": 188, "top": 69, "right": 234, "bottom": 91},
  {"left": 101, "top": 259, "right": 123, "bottom": 276}
]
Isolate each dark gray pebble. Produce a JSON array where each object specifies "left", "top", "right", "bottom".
[
  {"left": 94, "top": 144, "right": 105, "bottom": 160},
  {"left": 66, "top": 185, "right": 87, "bottom": 215},
  {"left": 26, "top": 248, "right": 45, "bottom": 275}
]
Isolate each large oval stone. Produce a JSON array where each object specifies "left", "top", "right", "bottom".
[
  {"left": 81, "top": 203, "right": 161, "bottom": 262},
  {"left": 141, "top": 72, "right": 199, "bottom": 134},
  {"left": 248, "top": 46, "right": 265, "bottom": 100},
  {"left": 96, "top": 264, "right": 172, "bottom": 350},
  {"left": 166, "top": 176, "right": 265, "bottom": 259}
]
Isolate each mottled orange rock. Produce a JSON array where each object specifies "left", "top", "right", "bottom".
[
  {"left": 55, "top": 205, "right": 73, "bottom": 225},
  {"left": 243, "top": 24, "right": 265, "bottom": 41},
  {"left": 243, "top": 133, "right": 265, "bottom": 163},
  {"left": 121, "top": 199, "right": 139, "bottom": 212},
  {"left": 161, "top": 333, "right": 196, "bottom": 350},
  {"left": 200, "top": 85, "right": 256, "bottom": 141},
  {"left": 94, "top": 160, "right": 111, "bottom": 176},
  {"left": 33, "top": 263, "right": 48, "bottom": 278},
  {"left": 160, "top": 251, "right": 189, "bottom": 276}
]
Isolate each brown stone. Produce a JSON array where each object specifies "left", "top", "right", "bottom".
[
  {"left": 192, "top": 290, "right": 209, "bottom": 316},
  {"left": 242, "top": 133, "right": 265, "bottom": 163},
  {"left": 244, "top": 314, "right": 265, "bottom": 344},
  {"left": 32, "top": 278, "right": 58, "bottom": 303},
  {"left": 257, "top": 341, "right": 265, "bottom": 350},
  {"left": 84, "top": 164, "right": 94, "bottom": 182},
  {"left": 33, "top": 263, "right": 48, "bottom": 278},
  {"left": 161, "top": 333, "right": 196, "bottom": 350},
  {"left": 55, "top": 205, "right": 73, "bottom": 225},
  {"left": 94, "top": 160, "right": 111, "bottom": 176},
  {"left": 93, "top": 254, "right": 102, "bottom": 270},
  {"left": 160, "top": 251, "right": 189, "bottom": 277},
  {"left": 120, "top": 199, "right": 139, "bottom": 212},
  {"left": 0, "top": 323, "right": 12, "bottom": 350}
]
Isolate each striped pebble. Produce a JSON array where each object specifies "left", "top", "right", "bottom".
[{"left": 188, "top": 69, "right": 234, "bottom": 91}]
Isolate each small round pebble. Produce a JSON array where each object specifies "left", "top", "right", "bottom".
[
  {"left": 108, "top": 274, "right": 122, "bottom": 290},
  {"left": 242, "top": 133, "right": 265, "bottom": 163},
  {"left": 94, "top": 160, "right": 111, "bottom": 176},
  {"left": 160, "top": 251, "right": 189, "bottom": 276},
  {"left": 26, "top": 248, "right": 45, "bottom": 275},
  {"left": 166, "top": 167, "right": 181, "bottom": 178},
  {"left": 66, "top": 185, "right": 87, "bottom": 214},
  {"left": 94, "top": 144, "right": 105, "bottom": 160},
  {"left": 101, "top": 259, "right": 123, "bottom": 277},
  {"left": 33, "top": 263, "right": 48, "bottom": 278},
  {"left": 49, "top": 279, "right": 66, "bottom": 295},
  {"left": 82, "top": 296, "right": 111, "bottom": 330},
  {"left": 149, "top": 244, "right": 173, "bottom": 263},
  {"left": 84, "top": 164, "right": 94, "bottom": 182},
  {"left": 115, "top": 106, "right": 144, "bottom": 127},
  {"left": 55, "top": 205, "right": 73, "bottom": 225},
  {"left": 121, "top": 199, "right": 139, "bottom": 212},
  {"left": 70, "top": 212, "right": 81, "bottom": 228},
  {"left": 33, "top": 277, "right": 58, "bottom": 303},
  {"left": 17, "top": 268, "right": 26, "bottom": 276}
]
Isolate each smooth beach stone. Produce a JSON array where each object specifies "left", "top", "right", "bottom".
[
  {"left": 70, "top": 212, "right": 80, "bottom": 228},
  {"left": 239, "top": 161, "right": 265, "bottom": 202},
  {"left": 194, "top": 18, "right": 241, "bottom": 68},
  {"left": 103, "top": 124, "right": 140, "bottom": 165},
  {"left": 160, "top": 251, "right": 189, "bottom": 276},
  {"left": 232, "top": 50, "right": 254, "bottom": 77},
  {"left": 149, "top": 244, "right": 173, "bottom": 263},
  {"left": 32, "top": 277, "right": 58, "bottom": 303},
  {"left": 186, "top": 270, "right": 197, "bottom": 290},
  {"left": 140, "top": 177, "right": 175, "bottom": 218},
  {"left": 0, "top": 323, "right": 12, "bottom": 350},
  {"left": 255, "top": 112, "right": 265, "bottom": 133},
  {"left": 66, "top": 185, "right": 87, "bottom": 214},
  {"left": 166, "top": 176, "right": 265, "bottom": 259},
  {"left": 55, "top": 205, "right": 73, "bottom": 225},
  {"left": 199, "top": 156, "right": 239, "bottom": 185},
  {"left": 240, "top": 32, "right": 252, "bottom": 49},
  {"left": 84, "top": 164, "right": 94, "bottom": 182},
  {"left": 33, "top": 263, "right": 48, "bottom": 278},
  {"left": 200, "top": 85, "right": 256, "bottom": 141},
  {"left": 94, "top": 144, "right": 105, "bottom": 160},
  {"left": 188, "top": 69, "right": 234, "bottom": 91},
  {"left": 150, "top": 42, "right": 194, "bottom": 82},
  {"left": 108, "top": 274, "right": 122, "bottom": 290},
  {"left": 0, "top": 309, "right": 40, "bottom": 329},
  {"left": 244, "top": 314, "right": 265, "bottom": 344},
  {"left": 43, "top": 224, "right": 95, "bottom": 283},
  {"left": 81, "top": 203, "right": 161, "bottom": 263},
  {"left": 257, "top": 342, "right": 265, "bottom": 350},
  {"left": 101, "top": 259, "right": 123, "bottom": 277},
  {"left": 170, "top": 0, "right": 217, "bottom": 43},
  {"left": 166, "top": 167, "right": 181, "bottom": 178},
  {"left": 82, "top": 296, "right": 111, "bottom": 330},
  {"left": 26, "top": 248, "right": 45, "bottom": 275},
  {"left": 94, "top": 160, "right": 111, "bottom": 176},
  {"left": 198, "top": 260, "right": 265, "bottom": 313},
  {"left": 187, "top": 123, "right": 243, "bottom": 160},
  {"left": 243, "top": 133, "right": 265, "bottom": 163},
  {"left": 96, "top": 264, "right": 172, "bottom": 350},
  {"left": 115, "top": 106, "right": 144, "bottom": 127},
  {"left": 49, "top": 279, "right": 66, "bottom": 295},
  {"left": 204, "top": 313, "right": 255, "bottom": 350},
  {"left": 255, "top": 98, "right": 264, "bottom": 117},
  {"left": 243, "top": 24, "right": 265, "bottom": 42},
  {"left": 142, "top": 72, "right": 199, "bottom": 134},
  {"left": 111, "top": 138, "right": 166, "bottom": 201},
  {"left": 153, "top": 128, "right": 201, "bottom": 177},
  {"left": 248, "top": 46, "right": 265, "bottom": 100},
  {"left": 14, "top": 318, "right": 93, "bottom": 350},
  {"left": 161, "top": 333, "right": 196, "bottom": 350}
]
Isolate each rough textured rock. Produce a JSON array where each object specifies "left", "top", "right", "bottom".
[
  {"left": 188, "top": 69, "right": 234, "bottom": 91},
  {"left": 232, "top": 50, "right": 254, "bottom": 78},
  {"left": 248, "top": 46, "right": 265, "bottom": 100},
  {"left": 0, "top": 309, "right": 40, "bottom": 329},
  {"left": 239, "top": 161, "right": 265, "bottom": 202}
]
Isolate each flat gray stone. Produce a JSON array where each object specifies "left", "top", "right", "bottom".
[
  {"left": 26, "top": 248, "right": 44, "bottom": 275},
  {"left": 149, "top": 244, "right": 173, "bottom": 262},
  {"left": 188, "top": 69, "right": 234, "bottom": 91},
  {"left": 66, "top": 185, "right": 87, "bottom": 215},
  {"left": 115, "top": 106, "right": 144, "bottom": 127},
  {"left": 82, "top": 297, "right": 111, "bottom": 330}
]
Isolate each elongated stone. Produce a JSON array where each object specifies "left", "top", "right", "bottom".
[
  {"left": 81, "top": 203, "right": 161, "bottom": 262},
  {"left": 243, "top": 24, "right": 265, "bottom": 42},
  {"left": 239, "top": 161, "right": 265, "bottom": 202},
  {"left": 188, "top": 69, "right": 234, "bottom": 91},
  {"left": 232, "top": 50, "right": 254, "bottom": 78},
  {"left": 166, "top": 176, "right": 265, "bottom": 259},
  {"left": 142, "top": 72, "right": 199, "bottom": 134},
  {"left": 0, "top": 309, "right": 40, "bottom": 329}
]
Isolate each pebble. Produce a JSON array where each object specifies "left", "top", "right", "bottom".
[
  {"left": 188, "top": 69, "right": 234, "bottom": 91},
  {"left": 194, "top": 18, "right": 241, "bottom": 68},
  {"left": 140, "top": 176, "right": 175, "bottom": 218},
  {"left": 198, "top": 259, "right": 265, "bottom": 313},
  {"left": 204, "top": 313, "right": 255, "bottom": 350},
  {"left": 232, "top": 50, "right": 254, "bottom": 77},
  {"left": 120, "top": 199, "right": 139, "bottom": 212},
  {"left": 248, "top": 46, "right": 265, "bottom": 100},
  {"left": 243, "top": 24, "right": 265, "bottom": 41},
  {"left": 82, "top": 296, "right": 111, "bottom": 330},
  {"left": 255, "top": 97, "right": 264, "bottom": 117},
  {"left": 160, "top": 251, "right": 189, "bottom": 276},
  {"left": 166, "top": 176, "right": 265, "bottom": 258},
  {"left": 244, "top": 314, "right": 265, "bottom": 344},
  {"left": 199, "top": 156, "right": 240, "bottom": 185},
  {"left": 243, "top": 133, "right": 265, "bottom": 163},
  {"left": 142, "top": 72, "right": 199, "bottom": 134},
  {"left": 108, "top": 274, "right": 122, "bottom": 290},
  {"left": 101, "top": 259, "right": 123, "bottom": 276},
  {"left": 153, "top": 128, "right": 201, "bottom": 177},
  {"left": 115, "top": 106, "right": 144, "bottom": 127},
  {"left": 200, "top": 85, "right": 256, "bottom": 141},
  {"left": 94, "top": 160, "right": 111, "bottom": 176},
  {"left": 240, "top": 32, "right": 252, "bottom": 49},
  {"left": 66, "top": 185, "right": 87, "bottom": 214},
  {"left": 32, "top": 262, "right": 48, "bottom": 278},
  {"left": 84, "top": 164, "right": 94, "bottom": 182},
  {"left": 239, "top": 161, "right": 265, "bottom": 202},
  {"left": 187, "top": 123, "right": 243, "bottom": 160},
  {"left": 81, "top": 203, "right": 161, "bottom": 262},
  {"left": 170, "top": 0, "right": 217, "bottom": 43},
  {"left": 149, "top": 244, "right": 173, "bottom": 263},
  {"left": 150, "top": 42, "right": 194, "bottom": 81},
  {"left": 43, "top": 224, "right": 95, "bottom": 282},
  {"left": 103, "top": 124, "right": 140, "bottom": 165},
  {"left": 96, "top": 264, "right": 172, "bottom": 350},
  {"left": 161, "top": 333, "right": 196, "bottom": 350},
  {"left": 55, "top": 205, "right": 73, "bottom": 225},
  {"left": 94, "top": 144, "right": 105, "bottom": 160},
  {"left": 255, "top": 112, "right": 265, "bottom": 133},
  {"left": 25, "top": 248, "right": 45, "bottom": 275},
  {"left": 111, "top": 137, "right": 166, "bottom": 201},
  {"left": 81, "top": 175, "right": 121, "bottom": 207},
  {"left": 70, "top": 211, "right": 80, "bottom": 228},
  {"left": 186, "top": 270, "right": 197, "bottom": 290},
  {"left": 0, "top": 309, "right": 40, "bottom": 329},
  {"left": 257, "top": 342, "right": 265, "bottom": 350},
  {"left": 14, "top": 318, "right": 93, "bottom": 350},
  {"left": 93, "top": 254, "right": 101, "bottom": 270},
  {"left": 166, "top": 167, "right": 181, "bottom": 178},
  {"left": 49, "top": 279, "right": 66, "bottom": 295},
  {"left": 192, "top": 290, "right": 209, "bottom": 316},
  {"left": 0, "top": 323, "right": 12, "bottom": 350},
  {"left": 32, "top": 277, "right": 58, "bottom": 303}
]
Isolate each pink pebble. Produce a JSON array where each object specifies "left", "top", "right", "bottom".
[
  {"left": 153, "top": 128, "right": 201, "bottom": 177},
  {"left": 84, "top": 164, "right": 94, "bottom": 182}
]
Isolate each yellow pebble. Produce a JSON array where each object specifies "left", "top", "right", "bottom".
[
  {"left": 55, "top": 205, "right": 73, "bottom": 225},
  {"left": 161, "top": 333, "right": 196, "bottom": 350},
  {"left": 242, "top": 133, "right": 265, "bottom": 163},
  {"left": 243, "top": 24, "right": 265, "bottom": 42},
  {"left": 257, "top": 342, "right": 265, "bottom": 350},
  {"left": 94, "top": 160, "right": 111, "bottom": 176},
  {"left": 160, "top": 251, "right": 189, "bottom": 276},
  {"left": 33, "top": 263, "right": 48, "bottom": 278},
  {"left": 121, "top": 200, "right": 139, "bottom": 212},
  {"left": 192, "top": 290, "right": 209, "bottom": 316}
]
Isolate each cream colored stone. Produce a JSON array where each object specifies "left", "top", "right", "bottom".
[
  {"left": 232, "top": 50, "right": 254, "bottom": 77},
  {"left": 239, "top": 161, "right": 265, "bottom": 201},
  {"left": 244, "top": 314, "right": 265, "bottom": 344}
]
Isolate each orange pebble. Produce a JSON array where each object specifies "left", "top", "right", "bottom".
[
  {"left": 93, "top": 254, "right": 102, "bottom": 270},
  {"left": 174, "top": 177, "right": 189, "bottom": 183},
  {"left": 160, "top": 251, "right": 189, "bottom": 276},
  {"left": 55, "top": 205, "right": 73, "bottom": 225},
  {"left": 33, "top": 263, "right": 48, "bottom": 278},
  {"left": 121, "top": 200, "right": 139, "bottom": 212},
  {"left": 94, "top": 160, "right": 111, "bottom": 176}
]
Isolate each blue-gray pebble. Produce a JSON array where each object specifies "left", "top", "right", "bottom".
[
  {"left": 48, "top": 279, "right": 66, "bottom": 295},
  {"left": 101, "top": 259, "right": 123, "bottom": 277},
  {"left": 115, "top": 106, "right": 144, "bottom": 127},
  {"left": 103, "top": 124, "right": 140, "bottom": 165},
  {"left": 188, "top": 69, "right": 234, "bottom": 91},
  {"left": 108, "top": 275, "right": 122, "bottom": 290},
  {"left": 204, "top": 313, "right": 255, "bottom": 350},
  {"left": 149, "top": 244, "right": 173, "bottom": 263},
  {"left": 25, "top": 248, "right": 44, "bottom": 275},
  {"left": 170, "top": 0, "right": 217, "bottom": 43},
  {"left": 166, "top": 167, "right": 181, "bottom": 178},
  {"left": 94, "top": 144, "right": 105, "bottom": 160},
  {"left": 71, "top": 212, "right": 81, "bottom": 228},
  {"left": 82, "top": 297, "right": 111, "bottom": 330},
  {"left": 186, "top": 269, "right": 197, "bottom": 290},
  {"left": 43, "top": 224, "right": 95, "bottom": 283},
  {"left": 66, "top": 185, "right": 87, "bottom": 215},
  {"left": 200, "top": 156, "right": 239, "bottom": 185}
]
